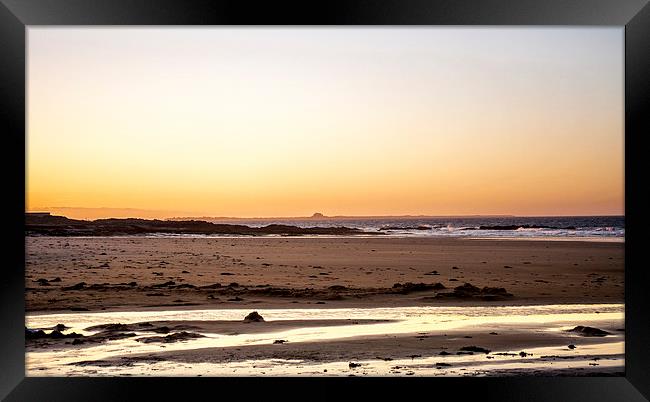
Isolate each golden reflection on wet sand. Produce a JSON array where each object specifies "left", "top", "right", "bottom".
[{"left": 26, "top": 304, "right": 624, "bottom": 376}]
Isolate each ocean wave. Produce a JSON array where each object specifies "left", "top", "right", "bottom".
[{"left": 189, "top": 216, "right": 624, "bottom": 239}]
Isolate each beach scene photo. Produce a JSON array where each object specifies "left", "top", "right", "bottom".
[{"left": 25, "top": 28, "right": 624, "bottom": 376}]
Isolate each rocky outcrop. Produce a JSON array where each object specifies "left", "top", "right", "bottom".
[
  {"left": 391, "top": 282, "right": 446, "bottom": 294},
  {"left": 459, "top": 346, "right": 491, "bottom": 354},
  {"left": 136, "top": 331, "right": 204, "bottom": 344},
  {"left": 435, "top": 283, "right": 513, "bottom": 300},
  {"left": 25, "top": 214, "right": 378, "bottom": 237},
  {"left": 567, "top": 326, "right": 610, "bottom": 337},
  {"left": 243, "top": 311, "right": 265, "bottom": 322}
]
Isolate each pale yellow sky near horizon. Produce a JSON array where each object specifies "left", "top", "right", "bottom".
[{"left": 27, "top": 28, "right": 624, "bottom": 219}]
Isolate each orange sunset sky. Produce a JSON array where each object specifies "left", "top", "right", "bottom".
[{"left": 27, "top": 28, "right": 624, "bottom": 220}]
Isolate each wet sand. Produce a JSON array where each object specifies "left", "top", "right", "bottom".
[
  {"left": 70, "top": 320, "right": 623, "bottom": 366},
  {"left": 25, "top": 236, "right": 624, "bottom": 313},
  {"left": 26, "top": 305, "right": 624, "bottom": 376}
]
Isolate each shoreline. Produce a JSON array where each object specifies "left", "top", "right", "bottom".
[{"left": 26, "top": 234, "right": 624, "bottom": 242}]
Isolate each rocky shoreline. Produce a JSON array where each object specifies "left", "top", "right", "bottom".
[{"left": 25, "top": 213, "right": 378, "bottom": 237}]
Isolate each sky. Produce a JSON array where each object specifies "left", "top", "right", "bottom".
[{"left": 27, "top": 28, "right": 624, "bottom": 219}]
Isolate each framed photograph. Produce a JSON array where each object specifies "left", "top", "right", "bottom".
[{"left": 1, "top": 0, "right": 648, "bottom": 400}]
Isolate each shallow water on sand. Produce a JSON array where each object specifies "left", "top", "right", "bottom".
[{"left": 26, "top": 304, "right": 624, "bottom": 376}]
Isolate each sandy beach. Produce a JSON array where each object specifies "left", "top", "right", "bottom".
[
  {"left": 26, "top": 236, "right": 624, "bottom": 313},
  {"left": 25, "top": 236, "right": 624, "bottom": 376}
]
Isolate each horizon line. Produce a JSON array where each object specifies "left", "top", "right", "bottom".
[{"left": 26, "top": 209, "right": 625, "bottom": 221}]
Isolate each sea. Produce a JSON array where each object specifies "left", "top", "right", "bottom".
[{"left": 200, "top": 216, "right": 624, "bottom": 241}]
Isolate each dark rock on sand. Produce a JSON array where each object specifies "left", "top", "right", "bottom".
[
  {"left": 391, "top": 282, "right": 446, "bottom": 294},
  {"left": 567, "top": 326, "right": 610, "bottom": 337},
  {"left": 151, "top": 281, "right": 175, "bottom": 288},
  {"left": 435, "top": 282, "right": 513, "bottom": 300},
  {"left": 173, "top": 284, "right": 196, "bottom": 289},
  {"left": 137, "top": 331, "right": 204, "bottom": 344},
  {"left": 349, "top": 362, "right": 361, "bottom": 368},
  {"left": 439, "top": 351, "right": 451, "bottom": 355},
  {"left": 455, "top": 283, "right": 481, "bottom": 294},
  {"left": 568, "top": 344, "right": 576, "bottom": 349},
  {"left": 62, "top": 282, "right": 86, "bottom": 291},
  {"left": 85, "top": 323, "right": 130, "bottom": 332},
  {"left": 460, "top": 346, "right": 491, "bottom": 354},
  {"left": 25, "top": 328, "right": 47, "bottom": 339},
  {"left": 273, "top": 340, "right": 288, "bottom": 344},
  {"left": 200, "top": 283, "right": 222, "bottom": 289},
  {"left": 53, "top": 324, "right": 69, "bottom": 331},
  {"left": 244, "top": 311, "right": 265, "bottom": 322},
  {"left": 26, "top": 327, "right": 83, "bottom": 340},
  {"left": 248, "top": 287, "right": 293, "bottom": 297}
]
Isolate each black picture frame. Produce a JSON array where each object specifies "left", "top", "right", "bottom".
[{"left": 1, "top": 0, "right": 648, "bottom": 400}]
